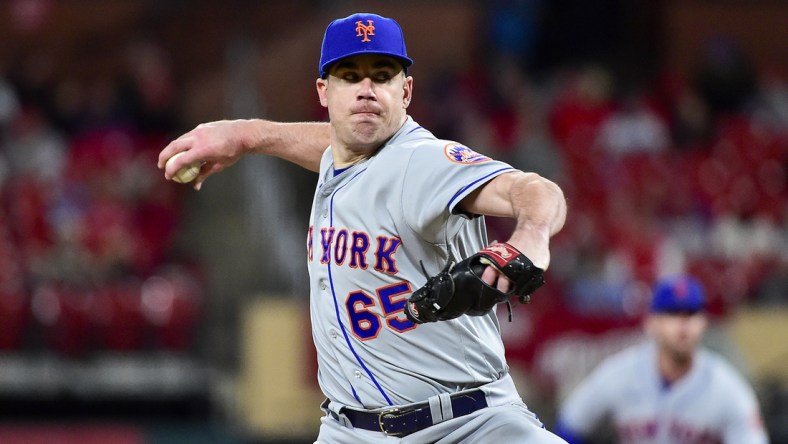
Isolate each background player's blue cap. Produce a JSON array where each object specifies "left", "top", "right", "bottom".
[
  {"left": 650, "top": 275, "right": 706, "bottom": 314},
  {"left": 319, "top": 13, "right": 413, "bottom": 78}
]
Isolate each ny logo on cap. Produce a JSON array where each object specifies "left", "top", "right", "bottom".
[{"left": 355, "top": 20, "right": 375, "bottom": 42}]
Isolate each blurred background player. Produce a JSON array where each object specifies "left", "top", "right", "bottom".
[{"left": 555, "top": 275, "right": 769, "bottom": 444}]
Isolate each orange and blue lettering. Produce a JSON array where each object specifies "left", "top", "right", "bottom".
[
  {"left": 374, "top": 236, "right": 401, "bottom": 274},
  {"left": 320, "top": 227, "right": 335, "bottom": 264},
  {"left": 349, "top": 231, "right": 370, "bottom": 269},
  {"left": 334, "top": 229, "right": 349, "bottom": 265}
]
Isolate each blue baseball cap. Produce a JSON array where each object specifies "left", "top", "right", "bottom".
[
  {"left": 319, "top": 13, "right": 413, "bottom": 78},
  {"left": 650, "top": 275, "right": 706, "bottom": 314}
]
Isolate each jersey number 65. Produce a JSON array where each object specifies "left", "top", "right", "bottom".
[{"left": 346, "top": 281, "right": 417, "bottom": 340}]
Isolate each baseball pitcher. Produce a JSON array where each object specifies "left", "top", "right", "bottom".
[{"left": 161, "top": 12, "right": 567, "bottom": 443}]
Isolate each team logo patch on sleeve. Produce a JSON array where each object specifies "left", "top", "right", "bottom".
[{"left": 444, "top": 143, "right": 491, "bottom": 164}]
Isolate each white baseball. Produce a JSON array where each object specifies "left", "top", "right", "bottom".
[{"left": 166, "top": 152, "right": 201, "bottom": 184}]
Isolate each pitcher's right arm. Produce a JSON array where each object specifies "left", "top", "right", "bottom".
[{"left": 159, "top": 119, "right": 331, "bottom": 189}]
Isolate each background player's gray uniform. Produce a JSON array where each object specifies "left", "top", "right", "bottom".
[
  {"left": 307, "top": 117, "right": 564, "bottom": 442},
  {"left": 559, "top": 341, "right": 769, "bottom": 444}
]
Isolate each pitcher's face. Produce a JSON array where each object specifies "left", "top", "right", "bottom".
[{"left": 317, "top": 54, "right": 412, "bottom": 157}]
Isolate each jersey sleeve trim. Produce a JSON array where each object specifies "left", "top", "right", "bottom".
[{"left": 447, "top": 167, "right": 514, "bottom": 215}]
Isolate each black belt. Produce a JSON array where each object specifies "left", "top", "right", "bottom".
[{"left": 323, "top": 389, "right": 488, "bottom": 437}]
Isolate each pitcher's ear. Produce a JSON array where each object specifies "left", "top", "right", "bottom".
[
  {"left": 403, "top": 76, "right": 413, "bottom": 108},
  {"left": 316, "top": 78, "right": 329, "bottom": 107}
]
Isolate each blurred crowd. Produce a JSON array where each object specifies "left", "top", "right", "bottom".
[
  {"left": 0, "top": 40, "right": 203, "bottom": 357},
  {"left": 417, "top": 40, "right": 787, "bottom": 322}
]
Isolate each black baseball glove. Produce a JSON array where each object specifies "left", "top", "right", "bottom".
[{"left": 405, "top": 242, "right": 545, "bottom": 324}]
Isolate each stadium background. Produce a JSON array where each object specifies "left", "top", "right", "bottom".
[{"left": 0, "top": 0, "right": 785, "bottom": 443}]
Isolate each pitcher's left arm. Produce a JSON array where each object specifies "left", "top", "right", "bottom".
[{"left": 460, "top": 171, "right": 566, "bottom": 292}]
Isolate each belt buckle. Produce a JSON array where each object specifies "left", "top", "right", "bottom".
[{"left": 378, "top": 408, "right": 404, "bottom": 437}]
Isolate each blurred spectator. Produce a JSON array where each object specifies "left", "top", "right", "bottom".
[
  {"left": 750, "top": 68, "right": 788, "bottom": 133},
  {"left": 672, "top": 86, "right": 714, "bottom": 149},
  {"left": 485, "top": 0, "right": 543, "bottom": 68},
  {"left": 117, "top": 39, "right": 179, "bottom": 135},
  {"left": 0, "top": 77, "right": 20, "bottom": 129},
  {"left": 3, "top": 105, "right": 66, "bottom": 185},
  {"left": 548, "top": 65, "right": 614, "bottom": 147},
  {"left": 6, "top": 50, "right": 58, "bottom": 123},
  {"left": 596, "top": 88, "right": 671, "bottom": 156}
]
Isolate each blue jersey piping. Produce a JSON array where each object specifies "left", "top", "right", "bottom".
[
  {"left": 447, "top": 167, "right": 514, "bottom": 210},
  {"left": 325, "top": 167, "right": 394, "bottom": 407}
]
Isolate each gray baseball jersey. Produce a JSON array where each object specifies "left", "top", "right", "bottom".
[
  {"left": 306, "top": 116, "right": 520, "bottom": 410},
  {"left": 558, "top": 341, "right": 769, "bottom": 444}
]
